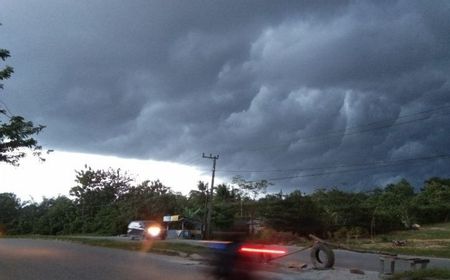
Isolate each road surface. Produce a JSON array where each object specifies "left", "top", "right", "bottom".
[
  {"left": 157, "top": 238, "right": 450, "bottom": 272},
  {"left": 0, "top": 238, "right": 304, "bottom": 280},
  {"left": 2, "top": 238, "right": 447, "bottom": 280},
  {"left": 272, "top": 245, "right": 450, "bottom": 272},
  {"left": 1, "top": 238, "right": 208, "bottom": 280}
]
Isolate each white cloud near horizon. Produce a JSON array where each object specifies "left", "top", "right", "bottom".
[{"left": 0, "top": 150, "right": 215, "bottom": 202}]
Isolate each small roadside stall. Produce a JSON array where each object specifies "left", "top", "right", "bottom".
[{"left": 163, "top": 215, "right": 203, "bottom": 239}]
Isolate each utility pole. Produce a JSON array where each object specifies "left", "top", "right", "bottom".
[{"left": 202, "top": 153, "right": 219, "bottom": 240}]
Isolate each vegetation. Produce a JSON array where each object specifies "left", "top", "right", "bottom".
[
  {"left": 7, "top": 235, "right": 208, "bottom": 256},
  {"left": 391, "top": 268, "right": 450, "bottom": 280},
  {"left": 351, "top": 223, "right": 450, "bottom": 258},
  {"left": 1, "top": 163, "right": 449, "bottom": 258}
]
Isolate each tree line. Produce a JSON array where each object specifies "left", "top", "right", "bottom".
[{"left": 1, "top": 165, "right": 449, "bottom": 238}]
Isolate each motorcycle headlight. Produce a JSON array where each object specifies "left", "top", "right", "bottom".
[{"left": 147, "top": 226, "right": 161, "bottom": 237}]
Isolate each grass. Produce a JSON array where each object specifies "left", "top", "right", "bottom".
[
  {"left": 63, "top": 237, "right": 209, "bottom": 255},
  {"left": 391, "top": 268, "right": 450, "bottom": 280},
  {"left": 4, "top": 235, "right": 209, "bottom": 257},
  {"left": 347, "top": 223, "right": 450, "bottom": 259}
]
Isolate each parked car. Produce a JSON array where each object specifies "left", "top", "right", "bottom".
[{"left": 127, "top": 220, "right": 167, "bottom": 240}]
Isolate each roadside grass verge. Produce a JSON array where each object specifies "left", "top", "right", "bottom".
[
  {"left": 61, "top": 237, "right": 209, "bottom": 256},
  {"left": 346, "top": 223, "right": 450, "bottom": 259},
  {"left": 391, "top": 268, "right": 450, "bottom": 280},
  {"left": 3, "top": 235, "right": 209, "bottom": 257}
]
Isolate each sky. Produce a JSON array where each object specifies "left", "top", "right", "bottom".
[
  {"left": 0, "top": 150, "right": 212, "bottom": 201},
  {"left": 1, "top": 0, "right": 450, "bottom": 200}
]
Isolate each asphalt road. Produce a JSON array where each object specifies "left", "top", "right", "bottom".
[
  {"left": 167, "top": 238, "right": 450, "bottom": 273},
  {"left": 2, "top": 238, "right": 448, "bottom": 280},
  {"left": 84, "top": 236, "right": 450, "bottom": 272},
  {"left": 275, "top": 245, "right": 450, "bottom": 272},
  {"left": 0, "top": 238, "right": 304, "bottom": 280},
  {"left": 0, "top": 238, "right": 207, "bottom": 280}
]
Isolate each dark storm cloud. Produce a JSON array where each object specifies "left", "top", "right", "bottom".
[{"left": 1, "top": 0, "right": 450, "bottom": 191}]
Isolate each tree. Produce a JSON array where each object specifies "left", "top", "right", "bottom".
[
  {"left": 186, "top": 181, "right": 209, "bottom": 235},
  {"left": 211, "top": 184, "right": 240, "bottom": 230},
  {"left": 311, "top": 188, "right": 370, "bottom": 231},
  {"left": 34, "top": 196, "right": 76, "bottom": 235},
  {"left": 1, "top": 24, "right": 45, "bottom": 165},
  {"left": 363, "top": 179, "right": 416, "bottom": 236},
  {"left": 413, "top": 177, "right": 450, "bottom": 223},
  {"left": 382, "top": 179, "right": 416, "bottom": 228},
  {"left": 119, "top": 179, "right": 182, "bottom": 220},
  {"left": 232, "top": 175, "right": 271, "bottom": 217},
  {"left": 70, "top": 166, "right": 133, "bottom": 233},
  {"left": 260, "top": 190, "right": 323, "bottom": 235},
  {"left": 214, "top": 183, "right": 239, "bottom": 202},
  {"left": 0, "top": 49, "right": 13, "bottom": 89},
  {"left": 15, "top": 200, "right": 40, "bottom": 234},
  {"left": 232, "top": 176, "right": 272, "bottom": 234},
  {"left": 363, "top": 188, "right": 384, "bottom": 239},
  {"left": 232, "top": 176, "right": 270, "bottom": 200},
  {"left": 0, "top": 193, "right": 21, "bottom": 234}
]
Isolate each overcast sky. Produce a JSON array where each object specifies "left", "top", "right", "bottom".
[{"left": 1, "top": 0, "right": 450, "bottom": 198}]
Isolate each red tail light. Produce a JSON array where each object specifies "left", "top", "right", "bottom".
[{"left": 239, "top": 245, "right": 286, "bottom": 255}]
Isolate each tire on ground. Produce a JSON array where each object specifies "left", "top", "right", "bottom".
[{"left": 310, "top": 243, "right": 335, "bottom": 269}]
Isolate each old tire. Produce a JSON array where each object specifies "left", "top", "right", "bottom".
[{"left": 310, "top": 243, "right": 335, "bottom": 269}]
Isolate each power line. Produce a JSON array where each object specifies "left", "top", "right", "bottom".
[
  {"left": 328, "top": 104, "right": 450, "bottom": 133},
  {"left": 216, "top": 153, "right": 450, "bottom": 174},
  {"left": 183, "top": 105, "right": 450, "bottom": 170},
  {"left": 183, "top": 157, "right": 204, "bottom": 166},
  {"left": 241, "top": 105, "right": 450, "bottom": 152},
  {"left": 177, "top": 154, "right": 204, "bottom": 166},
  {"left": 183, "top": 105, "right": 450, "bottom": 184},
  {"left": 261, "top": 154, "right": 450, "bottom": 182},
  {"left": 310, "top": 111, "right": 450, "bottom": 141}
]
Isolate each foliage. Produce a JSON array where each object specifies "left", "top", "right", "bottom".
[
  {"left": 211, "top": 184, "right": 240, "bottom": 230},
  {"left": 212, "top": 203, "right": 236, "bottom": 230},
  {"left": 349, "top": 222, "right": 450, "bottom": 258},
  {"left": 15, "top": 201, "right": 40, "bottom": 234},
  {"left": 311, "top": 188, "right": 371, "bottom": 232},
  {"left": 391, "top": 268, "right": 450, "bottom": 280},
  {"left": 118, "top": 179, "right": 186, "bottom": 222},
  {"left": 0, "top": 193, "right": 20, "bottom": 234},
  {"left": 232, "top": 176, "right": 271, "bottom": 234},
  {"left": 232, "top": 175, "right": 270, "bottom": 200},
  {"left": 413, "top": 177, "right": 450, "bottom": 223},
  {"left": 25, "top": 236, "right": 209, "bottom": 256},
  {"left": 2, "top": 173, "right": 450, "bottom": 252},
  {"left": 260, "top": 190, "right": 323, "bottom": 235},
  {"left": 258, "top": 228, "right": 309, "bottom": 245},
  {"left": 0, "top": 44, "right": 14, "bottom": 89},
  {"left": 68, "top": 166, "right": 188, "bottom": 235},
  {"left": 69, "top": 166, "right": 132, "bottom": 233},
  {"left": 382, "top": 179, "right": 416, "bottom": 228},
  {"left": 34, "top": 196, "right": 76, "bottom": 235},
  {"left": 333, "top": 226, "right": 368, "bottom": 241},
  {"left": 185, "top": 181, "right": 209, "bottom": 226}
]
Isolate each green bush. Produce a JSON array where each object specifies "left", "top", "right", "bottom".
[
  {"left": 253, "top": 228, "right": 308, "bottom": 245},
  {"left": 391, "top": 268, "right": 450, "bottom": 280}
]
